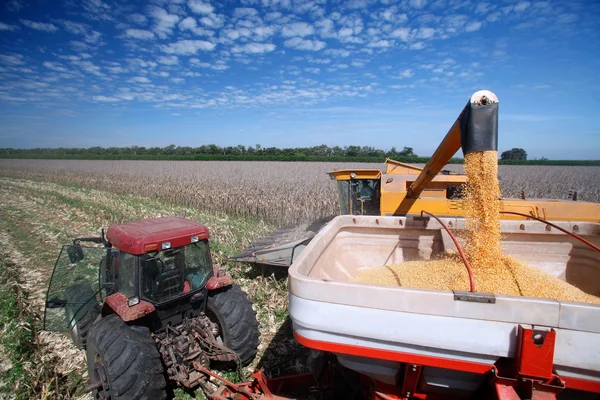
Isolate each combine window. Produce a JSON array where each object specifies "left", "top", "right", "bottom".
[
  {"left": 141, "top": 240, "right": 213, "bottom": 304},
  {"left": 337, "top": 179, "right": 380, "bottom": 215}
]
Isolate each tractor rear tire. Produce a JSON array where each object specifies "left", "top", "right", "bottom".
[
  {"left": 206, "top": 284, "right": 260, "bottom": 367},
  {"left": 64, "top": 283, "right": 100, "bottom": 349},
  {"left": 86, "top": 314, "right": 167, "bottom": 400}
]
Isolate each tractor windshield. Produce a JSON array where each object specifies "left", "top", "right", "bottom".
[
  {"left": 141, "top": 240, "right": 212, "bottom": 304},
  {"left": 44, "top": 245, "right": 107, "bottom": 331}
]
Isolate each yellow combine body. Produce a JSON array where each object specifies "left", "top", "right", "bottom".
[
  {"left": 328, "top": 91, "right": 599, "bottom": 223},
  {"left": 328, "top": 159, "right": 600, "bottom": 223}
]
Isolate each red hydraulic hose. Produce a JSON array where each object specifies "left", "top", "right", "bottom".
[
  {"left": 420, "top": 210, "right": 476, "bottom": 292},
  {"left": 499, "top": 211, "right": 600, "bottom": 253}
]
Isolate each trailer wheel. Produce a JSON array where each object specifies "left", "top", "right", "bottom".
[
  {"left": 206, "top": 284, "right": 260, "bottom": 367},
  {"left": 64, "top": 283, "right": 100, "bottom": 349},
  {"left": 86, "top": 315, "right": 167, "bottom": 400}
]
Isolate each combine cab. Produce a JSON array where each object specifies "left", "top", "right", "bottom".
[{"left": 44, "top": 216, "right": 260, "bottom": 399}]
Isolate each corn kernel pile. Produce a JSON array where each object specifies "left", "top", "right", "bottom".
[{"left": 353, "top": 151, "right": 600, "bottom": 304}]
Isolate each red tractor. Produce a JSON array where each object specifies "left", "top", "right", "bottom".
[{"left": 44, "top": 216, "right": 260, "bottom": 399}]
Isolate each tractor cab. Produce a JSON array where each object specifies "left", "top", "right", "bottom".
[
  {"left": 103, "top": 217, "right": 213, "bottom": 305},
  {"left": 44, "top": 217, "right": 218, "bottom": 335}
]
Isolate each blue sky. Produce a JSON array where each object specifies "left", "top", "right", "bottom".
[{"left": 0, "top": 0, "right": 599, "bottom": 159}]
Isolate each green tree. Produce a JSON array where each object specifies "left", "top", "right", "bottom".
[
  {"left": 501, "top": 148, "right": 527, "bottom": 160},
  {"left": 399, "top": 147, "right": 416, "bottom": 157}
]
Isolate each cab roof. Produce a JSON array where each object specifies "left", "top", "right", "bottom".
[{"left": 106, "top": 217, "right": 210, "bottom": 255}]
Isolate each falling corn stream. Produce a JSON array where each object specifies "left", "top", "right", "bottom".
[{"left": 354, "top": 151, "right": 600, "bottom": 304}]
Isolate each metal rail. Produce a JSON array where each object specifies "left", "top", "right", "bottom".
[
  {"left": 421, "top": 210, "right": 476, "bottom": 292},
  {"left": 499, "top": 211, "right": 600, "bottom": 253}
]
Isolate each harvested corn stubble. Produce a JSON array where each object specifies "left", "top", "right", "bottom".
[{"left": 353, "top": 150, "right": 600, "bottom": 305}]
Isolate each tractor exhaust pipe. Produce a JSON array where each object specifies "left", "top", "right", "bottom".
[{"left": 407, "top": 90, "right": 498, "bottom": 199}]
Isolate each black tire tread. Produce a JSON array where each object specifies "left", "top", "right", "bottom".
[
  {"left": 207, "top": 284, "right": 260, "bottom": 366},
  {"left": 64, "top": 283, "right": 100, "bottom": 349},
  {"left": 86, "top": 314, "right": 167, "bottom": 400}
]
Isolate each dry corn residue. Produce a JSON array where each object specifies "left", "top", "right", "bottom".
[{"left": 353, "top": 151, "right": 600, "bottom": 305}]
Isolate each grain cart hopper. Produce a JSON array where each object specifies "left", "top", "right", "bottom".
[
  {"left": 229, "top": 90, "right": 600, "bottom": 268},
  {"left": 283, "top": 214, "right": 600, "bottom": 400},
  {"left": 44, "top": 216, "right": 260, "bottom": 399}
]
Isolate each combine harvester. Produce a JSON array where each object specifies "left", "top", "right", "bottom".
[{"left": 230, "top": 90, "right": 599, "bottom": 268}]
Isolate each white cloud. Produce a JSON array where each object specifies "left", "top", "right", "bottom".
[
  {"left": 148, "top": 6, "right": 180, "bottom": 39},
  {"left": 367, "top": 39, "right": 391, "bottom": 48},
  {"left": 124, "top": 29, "right": 156, "bottom": 40},
  {"left": 338, "top": 27, "right": 353, "bottom": 37},
  {"left": 233, "top": 7, "right": 259, "bottom": 19},
  {"left": 409, "top": 42, "right": 425, "bottom": 50},
  {"left": 417, "top": 27, "right": 435, "bottom": 39},
  {"left": 465, "top": 21, "right": 483, "bottom": 32},
  {"left": 475, "top": 3, "right": 494, "bottom": 14},
  {"left": 188, "top": 0, "right": 214, "bottom": 14},
  {"left": 60, "top": 20, "right": 102, "bottom": 43},
  {"left": 347, "top": 0, "right": 368, "bottom": 9},
  {"left": 281, "top": 22, "right": 315, "bottom": 37},
  {"left": 158, "top": 55, "right": 179, "bottom": 65},
  {"left": 43, "top": 61, "right": 69, "bottom": 72},
  {"left": 20, "top": 19, "right": 59, "bottom": 32},
  {"left": 487, "top": 12, "right": 501, "bottom": 22},
  {"left": 556, "top": 13, "right": 578, "bottom": 24},
  {"left": 283, "top": 37, "right": 326, "bottom": 51},
  {"left": 0, "top": 54, "right": 24, "bottom": 65},
  {"left": 396, "top": 68, "right": 414, "bottom": 79},
  {"left": 179, "top": 16, "right": 197, "bottom": 30},
  {"left": 81, "top": 0, "right": 113, "bottom": 22},
  {"left": 107, "top": 66, "right": 128, "bottom": 74},
  {"left": 231, "top": 42, "right": 276, "bottom": 54},
  {"left": 129, "top": 13, "right": 148, "bottom": 25},
  {"left": 199, "top": 14, "right": 223, "bottom": 28},
  {"left": 129, "top": 76, "right": 151, "bottom": 83},
  {"left": 409, "top": 0, "right": 428, "bottom": 9},
  {"left": 160, "top": 39, "right": 216, "bottom": 54},
  {"left": 315, "top": 18, "right": 336, "bottom": 38},
  {"left": 391, "top": 27, "right": 410, "bottom": 41},
  {"left": 0, "top": 22, "right": 20, "bottom": 31},
  {"left": 76, "top": 60, "right": 104, "bottom": 76},
  {"left": 513, "top": 2, "right": 530, "bottom": 12},
  {"left": 93, "top": 95, "right": 121, "bottom": 102}
]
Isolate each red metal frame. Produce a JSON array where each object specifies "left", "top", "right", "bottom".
[
  {"left": 102, "top": 292, "right": 155, "bottom": 321},
  {"left": 293, "top": 331, "right": 493, "bottom": 374}
]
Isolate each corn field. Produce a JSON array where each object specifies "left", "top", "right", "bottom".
[{"left": 0, "top": 159, "right": 599, "bottom": 226}]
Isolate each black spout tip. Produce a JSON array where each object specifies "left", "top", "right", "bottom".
[{"left": 461, "top": 90, "right": 499, "bottom": 155}]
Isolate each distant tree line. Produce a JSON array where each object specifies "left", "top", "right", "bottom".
[
  {"left": 0, "top": 144, "right": 426, "bottom": 162},
  {"left": 1, "top": 145, "right": 598, "bottom": 165}
]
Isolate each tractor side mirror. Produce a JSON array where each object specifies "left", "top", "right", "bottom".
[{"left": 67, "top": 245, "right": 85, "bottom": 263}]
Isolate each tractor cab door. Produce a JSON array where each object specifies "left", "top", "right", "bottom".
[{"left": 44, "top": 245, "right": 110, "bottom": 331}]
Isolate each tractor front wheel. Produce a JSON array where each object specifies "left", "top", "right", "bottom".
[
  {"left": 86, "top": 315, "right": 167, "bottom": 400},
  {"left": 64, "top": 283, "right": 100, "bottom": 349},
  {"left": 206, "top": 284, "right": 260, "bottom": 367}
]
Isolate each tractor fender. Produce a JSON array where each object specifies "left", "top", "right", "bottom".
[
  {"left": 206, "top": 267, "right": 233, "bottom": 291},
  {"left": 101, "top": 292, "right": 156, "bottom": 322}
]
